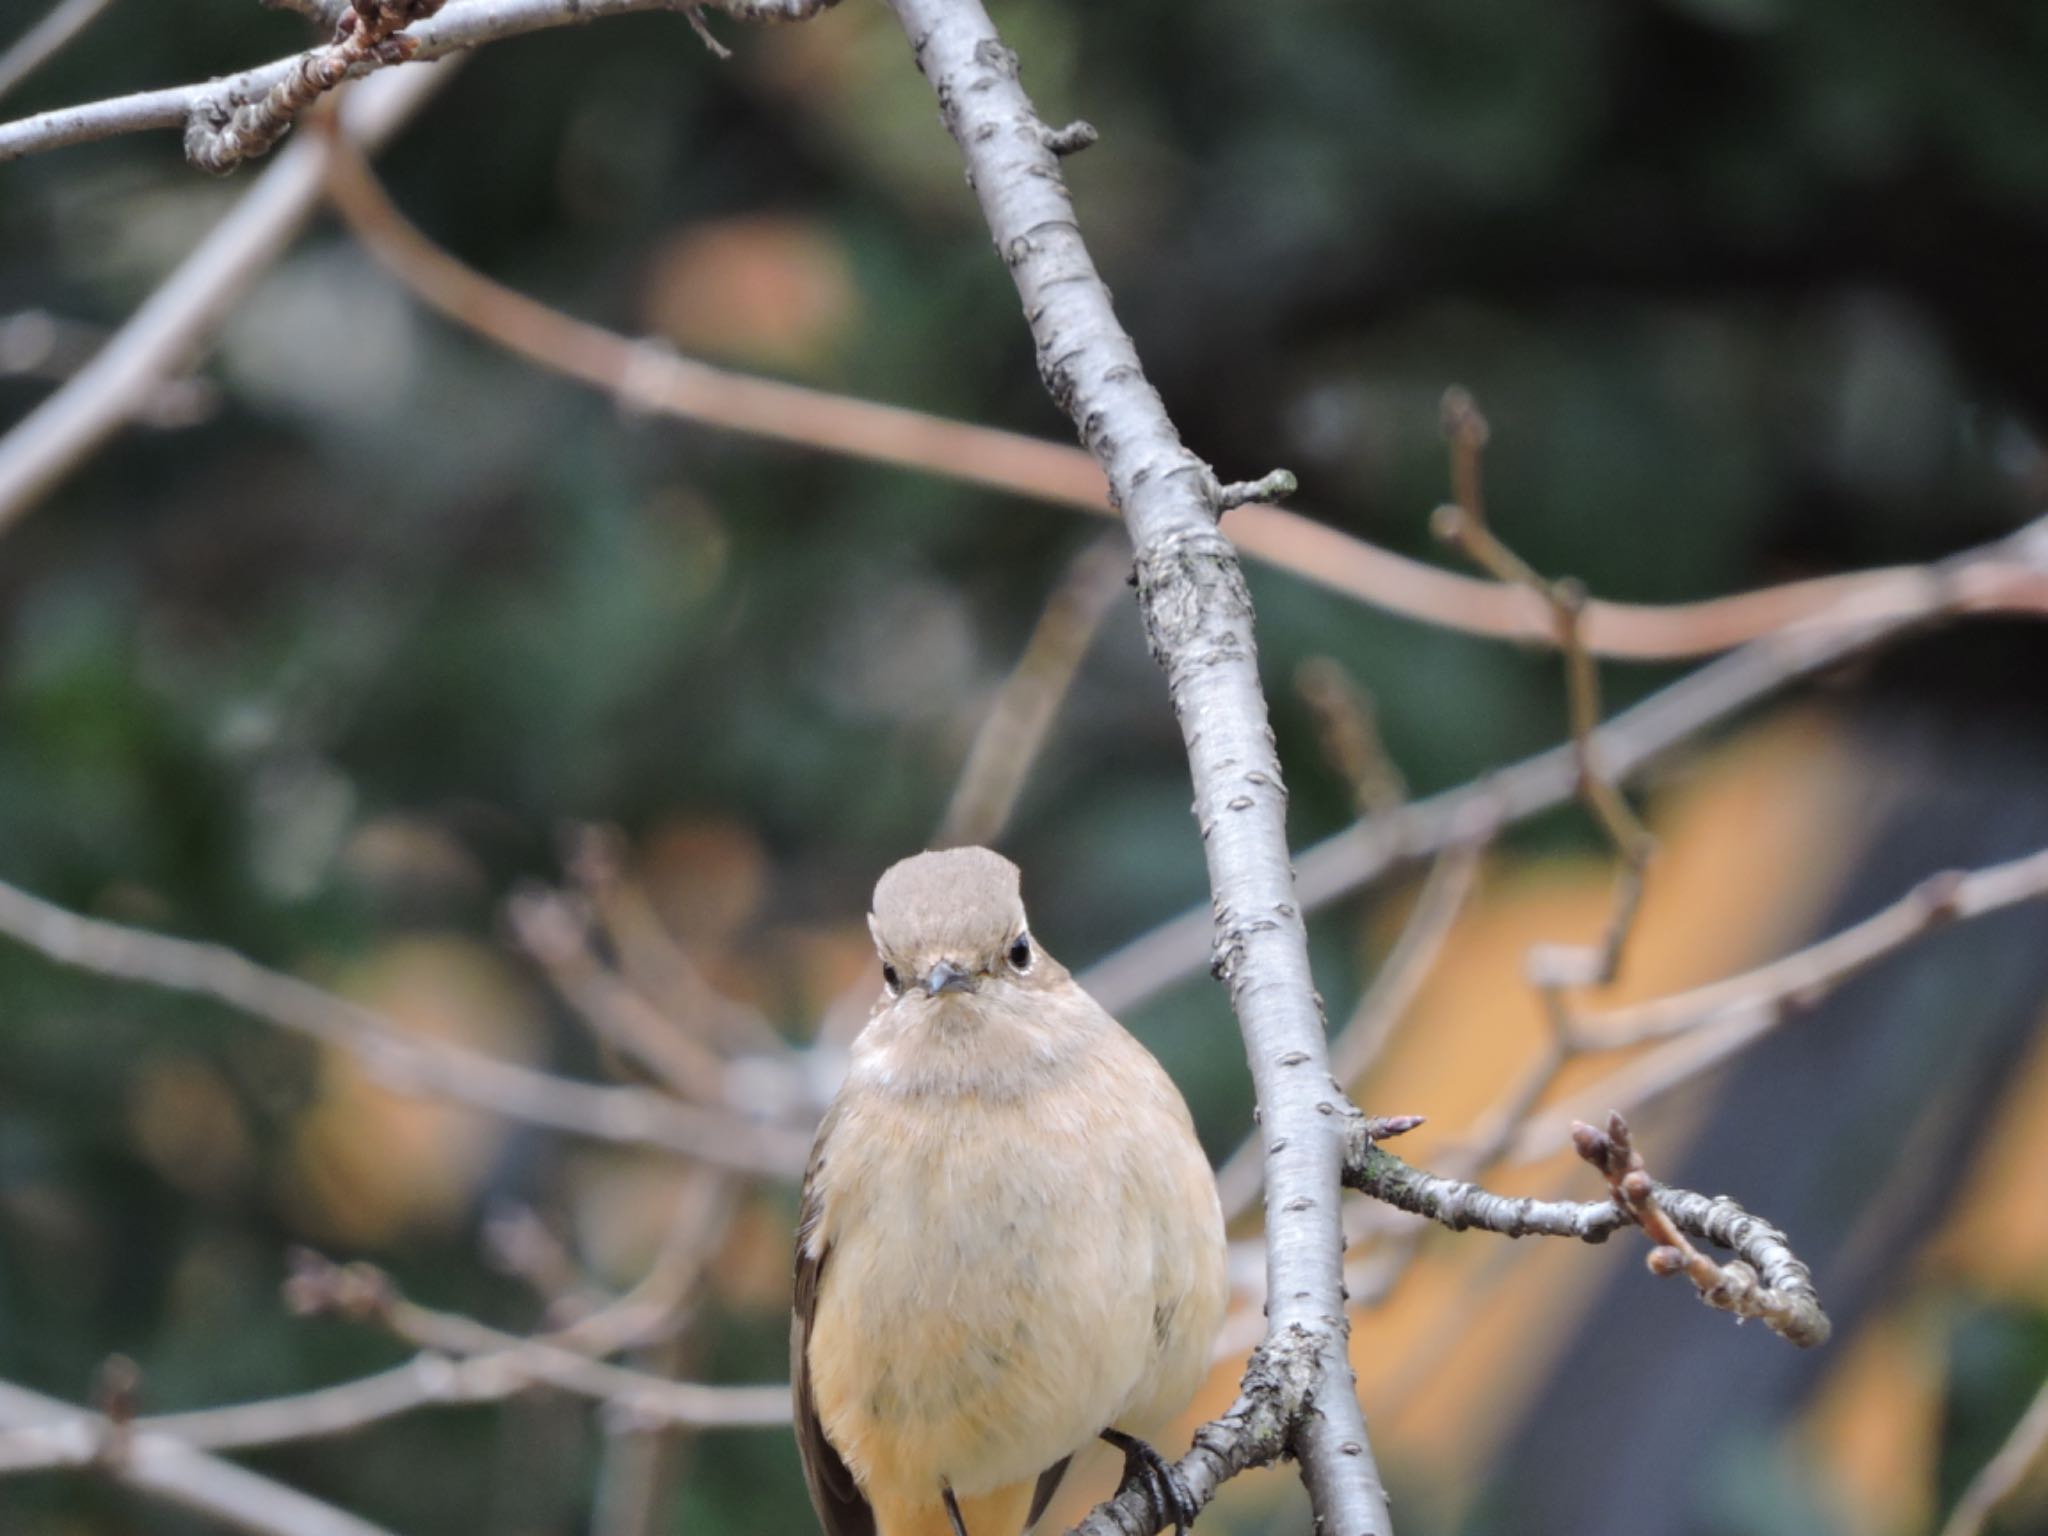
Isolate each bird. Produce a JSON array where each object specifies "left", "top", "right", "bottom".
[{"left": 793, "top": 846, "right": 1229, "bottom": 1536}]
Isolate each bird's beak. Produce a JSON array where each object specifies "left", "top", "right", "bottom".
[{"left": 920, "top": 960, "right": 977, "bottom": 995}]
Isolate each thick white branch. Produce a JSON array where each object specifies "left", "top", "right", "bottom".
[{"left": 877, "top": 2, "right": 1390, "bottom": 1530}]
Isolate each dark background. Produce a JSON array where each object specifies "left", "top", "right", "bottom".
[{"left": 2, "top": 1, "right": 2046, "bottom": 1532}]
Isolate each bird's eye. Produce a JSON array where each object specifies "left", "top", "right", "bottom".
[
  {"left": 882, "top": 963, "right": 902, "bottom": 994},
  {"left": 1007, "top": 934, "right": 1033, "bottom": 972}
]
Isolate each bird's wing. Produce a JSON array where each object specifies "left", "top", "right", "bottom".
[{"left": 793, "top": 1107, "right": 875, "bottom": 1536}]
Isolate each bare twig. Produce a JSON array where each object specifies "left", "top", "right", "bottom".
[
  {"left": 1081, "top": 511, "right": 2048, "bottom": 1016},
  {"left": 0, "top": 0, "right": 839, "bottom": 167},
  {"left": 1295, "top": 657, "right": 1407, "bottom": 816},
  {"left": 0, "top": 62, "right": 452, "bottom": 537},
  {"left": 1345, "top": 1115, "right": 1830, "bottom": 1348},
  {"left": 1570, "top": 1113, "right": 1830, "bottom": 1346},
  {"left": 1938, "top": 1372, "right": 2048, "bottom": 1536},
  {"left": 1505, "top": 845, "right": 2048, "bottom": 1159},
  {"left": 0, "top": 1379, "right": 400, "bottom": 1536},
  {"left": 307, "top": 138, "right": 2048, "bottom": 666},
  {"left": 937, "top": 534, "right": 1129, "bottom": 849},
  {"left": 1432, "top": 386, "right": 1653, "bottom": 1000},
  {"left": 0, "top": 0, "right": 115, "bottom": 102},
  {"left": 0, "top": 309, "right": 220, "bottom": 427},
  {"left": 282, "top": 1252, "right": 789, "bottom": 1428},
  {"left": 882, "top": 3, "right": 1390, "bottom": 1531},
  {"left": 507, "top": 884, "right": 735, "bottom": 1104},
  {"left": 0, "top": 875, "right": 812, "bottom": 1175},
  {"left": 185, "top": 0, "right": 449, "bottom": 175}
]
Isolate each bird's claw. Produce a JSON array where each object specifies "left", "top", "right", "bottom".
[{"left": 1100, "top": 1428, "right": 1197, "bottom": 1534}]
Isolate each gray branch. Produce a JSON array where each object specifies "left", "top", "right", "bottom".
[
  {"left": 1345, "top": 1130, "right": 1831, "bottom": 1349},
  {"left": 0, "top": 1379, "right": 399, "bottom": 1536},
  {"left": 877, "top": 2, "right": 1390, "bottom": 1531},
  {"left": 0, "top": 0, "right": 838, "bottom": 166},
  {"left": 1082, "top": 512, "right": 2048, "bottom": 1015}
]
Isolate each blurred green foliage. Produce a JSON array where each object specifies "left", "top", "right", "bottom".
[{"left": 2, "top": 0, "right": 2046, "bottom": 1532}]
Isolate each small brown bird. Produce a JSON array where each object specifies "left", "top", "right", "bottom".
[{"left": 793, "top": 847, "right": 1228, "bottom": 1536}]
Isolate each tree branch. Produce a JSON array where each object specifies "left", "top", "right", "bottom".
[
  {"left": 0, "top": 62, "right": 452, "bottom": 537},
  {"left": 0, "top": 875, "right": 812, "bottom": 1176},
  {"left": 878, "top": 2, "right": 1390, "bottom": 1529},
  {"left": 1344, "top": 1117, "right": 1830, "bottom": 1348},
  {"left": 0, "top": 1379, "right": 401, "bottom": 1536},
  {"left": 0, "top": 0, "right": 115, "bottom": 103},
  {"left": 0, "top": 0, "right": 836, "bottom": 167},
  {"left": 1081, "top": 511, "right": 2048, "bottom": 1016},
  {"left": 314, "top": 137, "right": 2048, "bottom": 668}
]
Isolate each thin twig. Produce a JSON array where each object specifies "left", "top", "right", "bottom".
[
  {"left": 1432, "top": 386, "right": 1654, "bottom": 1000},
  {"left": 937, "top": 534, "right": 1129, "bottom": 849},
  {"left": 1938, "top": 1372, "right": 2048, "bottom": 1536},
  {"left": 0, "top": 1379, "right": 400, "bottom": 1536},
  {"left": 1345, "top": 1116, "right": 1830, "bottom": 1347},
  {"left": 0, "top": 62, "right": 453, "bottom": 537},
  {"left": 282, "top": 1252, "right": 789, "bottom": 1428},
  {"left": 1570, "top": 1113, "right": 1830, "bottom": 1346},
  {"left": 0, "top": 0, "right": 838, "bottom": 167},
  {"left": 1504, "top": 845, "right": 2048, "bottom": 1160},
  {"left": 306, "top": 137, "right": 2048, "bottom": 664},
  {"left": 0, "top": 0, "right": 116, "bottom": 103},
  {"left": 0, "top": 875, "right": 812, "bottom": 1175},
  {"left": 1295, "top": 656, "right": 1407, "bottom": 817},
  {"left": 1081, "top": 511, "right": 2048, "bottom": 1016},
  {"left": 507, "top": 884, "right": 735, "bottom": 1103}
]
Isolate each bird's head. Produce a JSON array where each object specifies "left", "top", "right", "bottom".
[{"left": 867, "top": 846, "right": 1048, "bottom": 1013}]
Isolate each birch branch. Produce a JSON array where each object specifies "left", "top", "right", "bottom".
[{"left": 877, "top": 2, "right": 1390, "bottom": 1529}]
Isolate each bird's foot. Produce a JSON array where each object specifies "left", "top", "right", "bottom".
[{"left": 1100, "top": 1428, "right": 1197, "bottom": 1535}]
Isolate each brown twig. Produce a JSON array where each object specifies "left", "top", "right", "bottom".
[
  {"left": 937, "top": 534, "right": 1129, "bottom": 849},
  {"left": 1082, "top": 511, "right": 2048, "bottom": 1018},
  {"left": 1569, "top": 1113, "right": 1830, "bottom": 1346},
  {"left": 307, "top": 139, "right": 2048, "bottom": 666},
  {"left": 1432, "top": 386, "right": 1654, "bottom": 1002},
  {"left": 1295, "top": 656, "right": 1407, "bottom": 817}
]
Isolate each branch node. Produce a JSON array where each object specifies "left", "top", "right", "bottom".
[
  {"left": 1214, "top": 467, "right": 1298, "bottom": 511},
  {"left": 1041, "top": 119, "right": 1098, "bottom": 156}
]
